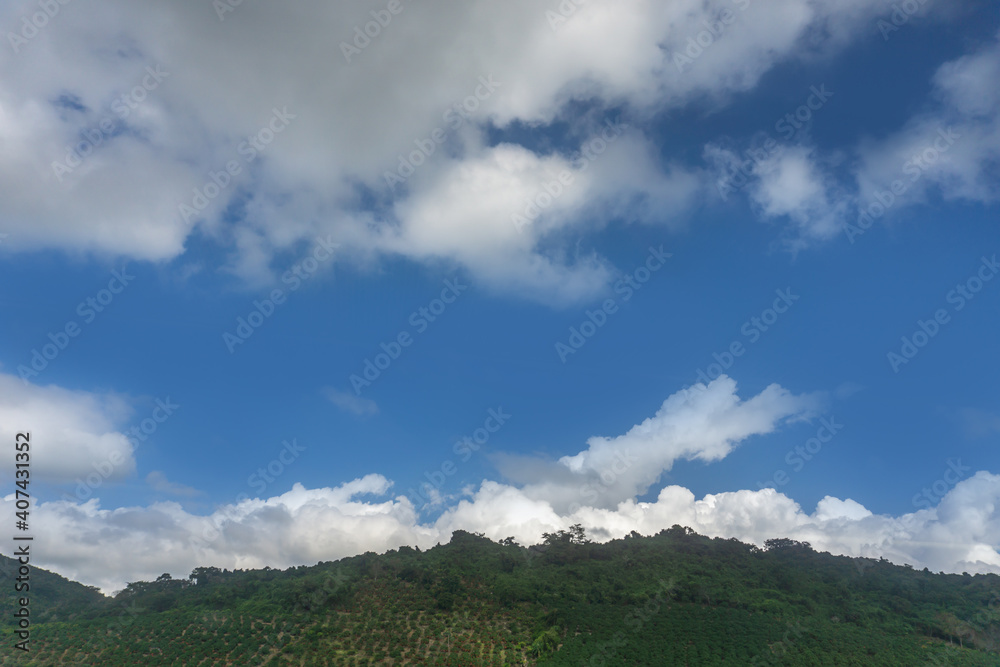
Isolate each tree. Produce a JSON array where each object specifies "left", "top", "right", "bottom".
[
  {"left": 528, "top": 627, "right": 560, "bottom": 658},
  {"left": 763, "top": 538, "right": 812, "bottom": 552},
  {"left": 539, "top": 524, "right": 591, "bottom": 564},
  {"left": 568, "top": 524, "right": 590, "bottom": 545},
  {"left": 190, "top": 566, "right": 222, "bottom": 586},
  {"left": 541, "top": 523, "right": 590, "bottom": 547}
]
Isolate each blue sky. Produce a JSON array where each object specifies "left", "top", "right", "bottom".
[{"left": 1, "top": 0, "right": 998, "bottom": 592}]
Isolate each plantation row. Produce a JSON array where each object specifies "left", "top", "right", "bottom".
[{"left": 2, "top": 526, "right": 999, "bottom": 665}]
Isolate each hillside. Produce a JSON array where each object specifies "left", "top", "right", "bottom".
[
  {"left": 0, "top": 554, "right": 105, "bottom": 627},
  {"left": 2, "top": 527, "right": 999, "bottom": 665}
]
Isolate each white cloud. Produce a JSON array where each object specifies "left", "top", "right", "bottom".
[
  {"left": 703, "top": 139, "right": 849, "bottom": 249},
  {"left": 703, "top": 24, "right": 1000, "bottom": 249},
  {"left": 435, "top": 474, "right": 1000, "bottom": 578},
  {"left": 17, "top": 468, "right": 1000, "bottom": 595},
  {"left": 855, "top": 30, "right": 1000, "bottom": 213},
  {"left": 0, "top": 373, "right": 135, "bottom": 482},
  {"left": 377, "top": 133, "right": 703, "bottom": 303},
  {"left": 747, "top": 146, "right": 847, "bottom": 245},
  {"left": 499, "top": 376, "right": 819, "bottom": 510},
  {"left": 324, "top": 387, "right": 378, "bottom": 417},
  {"left": 814, "top": 496, "right": 872, "bottom": 522},
  {"left": 10, "top": 475, "right": 432, "bottom": 594},
  {"left": 933, "top": 34, "right": 1000, "bottom": 119},
  {"left": 0, "top": 0, "right": 903, "bottom": 300}
]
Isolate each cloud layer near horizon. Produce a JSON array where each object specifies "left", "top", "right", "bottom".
[{"left": 4, "top": 376, "right": 997, "bottom": 595}]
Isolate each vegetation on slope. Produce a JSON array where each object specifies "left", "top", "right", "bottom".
[{"left": 2, "top": 526, "right": 999, "bottom": 665}]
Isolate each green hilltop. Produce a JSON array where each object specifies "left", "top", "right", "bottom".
[{"left": 2, "top": 526, "right": 999, "bottom": 665}]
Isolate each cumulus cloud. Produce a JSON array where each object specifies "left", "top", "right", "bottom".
[
  {"left": 0, "top": 0, "right": 906, "bottom": 300},
  {"left": 435, "top": 473, "right": 1000, "bottom": 579},
  {"left": 377, "top": 130, "right": 703, "bottom": 303},
  {"left": 10, "top": 374, "right": 997, "bottom": 594},
  {"left": 9, "top": 475, "right": 431, "bottom": 594},
  {"left": 13, "top": 469, "right": 1000, "bottom": 595},
  {"left": 0, "top": 372, "right": 135, "bottom": 482}
]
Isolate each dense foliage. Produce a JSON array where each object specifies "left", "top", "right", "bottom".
[
  {"left": 0, "top": 555, "right": 104, "bottom": 627},
  {"left": 2, "top": 526, "right": 999, "bottom": 665}
]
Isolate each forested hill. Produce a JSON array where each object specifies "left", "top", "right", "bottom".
[
  {"left": 0, "top": 553, "right": 104, "bottom": 627},
  {"left": 2, "top": 526, "right": 999, "bottom": 665}
]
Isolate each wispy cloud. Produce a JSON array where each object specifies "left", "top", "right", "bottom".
[
  {"left": 324, "top": 387, "right": 378, "bottom": 417},
  {"left": 958, "top": 408, "right": 1000, "bottom": 439},
  {"left": 146, "top": 471, "right": 203, "bottom": 498}
]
